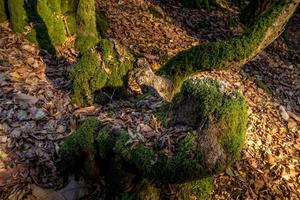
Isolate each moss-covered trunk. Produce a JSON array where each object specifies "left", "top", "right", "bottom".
[{"left": 159, "top": 0, "right": 299, "bottom": 94}]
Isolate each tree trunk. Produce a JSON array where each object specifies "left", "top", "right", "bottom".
[{"left": 158, "top": 0, "right": 300, "bottom": 95}]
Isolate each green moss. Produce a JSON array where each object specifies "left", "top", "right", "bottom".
[
  {"left": 7, "top": 0, "right": 28, "bottom": 32},
  {"left": 101, "top": 39, "right": 134, "bottom": 88},
  {"left": 178, "top": 177, "right": 214, "bottom": 200},
  {"left": 96, "top": 125, "right": 114, "bottom": 158},
  {"left": 255, "top": 79, "right": 271, "bottom": 93},
  {"left": 96, "top": 10, "right": 108, "bottom": 37},
  {"left": 180, "top": 78, "right": 248, "bottom": 163},
  {"left": 61, "top": 0, "right": 79, "bottom": 14},
  {"left": 0, "top": 0, "right": 7, "bottom": 23},
  {"left": 57, "top": 117, "right": 100, "bottom": 177},
  {"left": 70, "top": 50, "right": 108, "bottom": 106},
  {"left": 159, "top": 0, "right": 292, "bottom": 89},
  {"left": 75, "top": 0, "right": 99, "bottom": 53},
  {"left": 20, "top": 0, "right": 66, "bottom": 54},
  {"left": 148, "top": 5, "right": 163, "bottom": 19},
  {"left": 65, "top": 13, "right": 77, "bottom": 35}
]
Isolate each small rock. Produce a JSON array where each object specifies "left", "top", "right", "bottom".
[
  {"left": 34, "top": 109, "right": 47, "bottom": 120},
  {"left": 279, "top": 106, "right": 289, "bottom": 121},
  {"left": 11, "top": 129, "right": 21, "bottom": 138},
  {"left": 17, "top": 110, "right": 28, "bottom": 121}
]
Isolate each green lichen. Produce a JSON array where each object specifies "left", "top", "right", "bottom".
[
  {"left": 100, "top": 39, "right": 134, "bottom": 88},
  {"left": 7, "top": 0, "right": 27, "bottom": 32},
  {"left": 0, "top": 0, "right": 7, "bottom": 23},
  {"left": 57, "top": 117, "right": 100, "bottom": 177},
  {"left": 159, "top": 0, "right": 292, "bottom": 90},
  {"left": 178, "top": 177, "right": 214, "bottom": 200},
  {"left": 70, "top": 50, "right": 108, "bottom": 106},
  {"left": 75, "top": 0, "right": 99, "bottom": 53}
]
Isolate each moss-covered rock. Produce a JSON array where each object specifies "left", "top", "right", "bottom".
[
  {"left": 0, "top": 0, "right": 7, "bottom": 23},
  {"left": 70, "top": 50, "right": 108, "bottom": 106},
  {"left": 75, "top": 0, "right": 99, "bottom": 53},
  {"left": 7, "top": 0, "right": 27, "bottom": 32}
]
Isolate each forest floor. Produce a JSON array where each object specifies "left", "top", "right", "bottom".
[{"left": 0, "top": 0, "right": 300, "bottom": 199}]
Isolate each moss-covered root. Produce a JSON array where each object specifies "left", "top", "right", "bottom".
[
  {"left": 25, "top": 0, "right": 67, "bottom": 54},
  {"left": 114, "top": 78, "right": 248, "bottom": 183},
  {"left": 7, "top": 0, "right": 28, "bottom": 32},
  {"left": 177, "top": 177, "right": 214, "bottom": 200},
  {"left": 159, "top": 0, "right": 299, "bottom": 89},
  {"left": 57, "top": 117, "right": 100, "bottom": 178},
  {"left": 70, "top": 50, "right": 108, "bottom": 106},
  {"left": 75, "top": 0, "right": 99, "bottom": 53},
  {"left": 100, "top": 39, "right": 134, "bottom": 88},
  {"left": 0, "top": 0, "right": 7, "bottom": 23}
]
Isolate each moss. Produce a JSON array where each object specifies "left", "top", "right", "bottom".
[
  {"left": 65, "top": 13, "right": 77, "bottom": 35},
  {"left": 70, "top": 50, "right": 108, "bottom": 106},
  {"left": 70, "top": 39, "right": 133, "bottom": 106},
  {"left": 75, "top": 0, "right": 99, "bottom": 53},
  {"left": 255, "top": 79, "right": 271, "bottom": 93},
  {"left": 148, "top": 5, "right": 164, "bottom": 19},
  {"left": 20, "top": 0, "right": 66, "bottom": 54},
  {"left": 180, "top": 78, "right": 248, "bottom": 163},
  {"left": 154, "top": 102, "right": 172, "bottom": 128},
  {"left": 178, "top": 177, "right": 214, "bottom": 200},
  {"left": 61, "top": 0, "right": 79, "bottom": 14},
  {"left": 113, "top": 78, "right": 247, "bottom": 183},
  {"left": 96, "top": 125, "right": 114, "bottom": 158},
  {"left": 159, "top": 0, "right": 292, "bottom": 89},
  {"left": 7, "top": 0, "right": 28, "bottom": 32},
  {"left": 101, "top": 39, "right": 134, "bottom": 88},
  {"left": 96, "top": 10, "right": 108, "bottom": 37},
  {"left": 0, "top": 0, "right": 7, "bottom": 23},
  {"left": 57, "top": 117, "right": 100, "bottom": 177}
]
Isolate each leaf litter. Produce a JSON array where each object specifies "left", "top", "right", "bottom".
[{"left": 0, "top": 0, "right": 299, "bottom": 199}]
